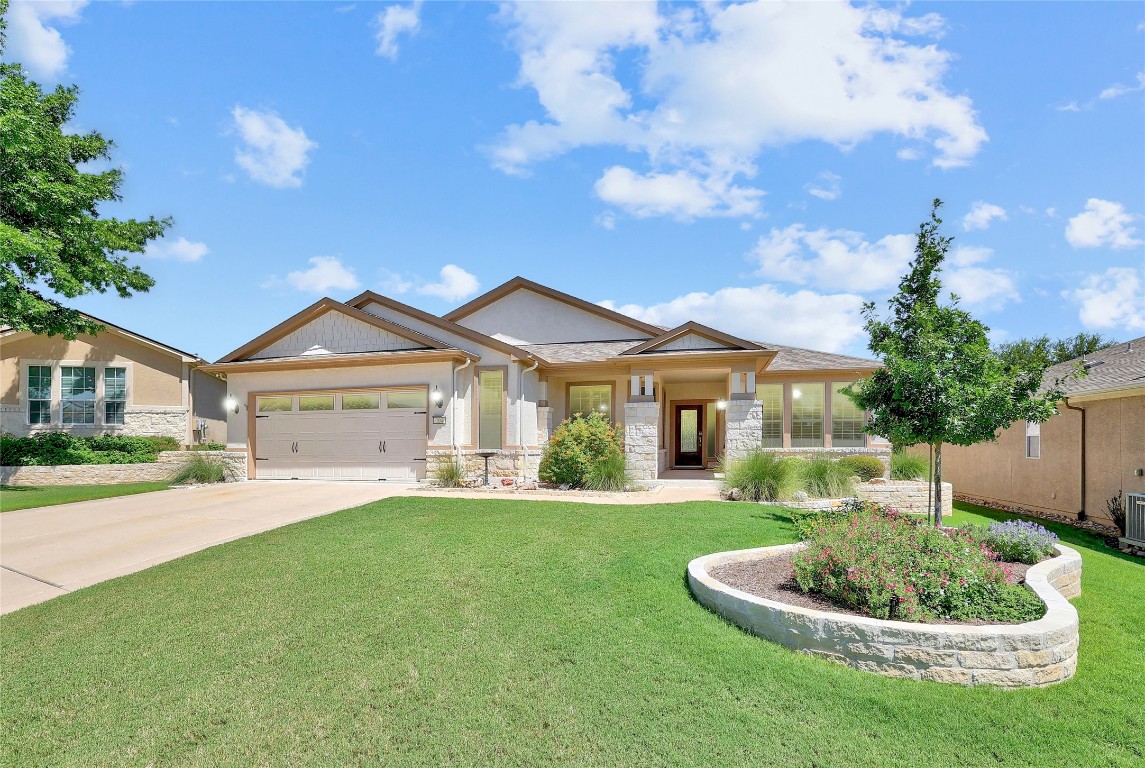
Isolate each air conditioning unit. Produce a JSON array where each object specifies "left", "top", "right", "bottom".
[{"left": 1125, "top": 493, "right": 1145, "bottom": 547}]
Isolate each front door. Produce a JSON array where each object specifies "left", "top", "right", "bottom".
[{"left": 674, "top": 404, "right": 704, "bottom": 467}]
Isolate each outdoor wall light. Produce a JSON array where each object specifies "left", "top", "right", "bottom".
[
  {"left": 792, "top": 387, "right": 802, "bottom": 399},
  {"left": 224, "top": 394, "right": 239, "bottom": 414},
  {"left": 431, "top": 386, "right": 444, "bottom": 408},
  {"left": 716, "top": 399, "right": 727, "bottom": 411}
]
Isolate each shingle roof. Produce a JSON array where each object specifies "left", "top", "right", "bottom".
[
  {"left": 520, "top": 340, "right": 645, "bottom": 363},
  {"left": 757, "top": 342, "right": 880, "bottom": 372},
  {"left": 1044, "top": 337, "right": 1145, "bottom": 398}
]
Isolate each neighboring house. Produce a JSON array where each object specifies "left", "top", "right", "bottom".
[
  {"left": 1, "top": 316, "right": 227, "bottom": 446},
  {"left": 201, "top": 277, "right": 883, "bottom": 482},
  {"left": 930, "top": 337, "right": 1144, "bottom": 525}
]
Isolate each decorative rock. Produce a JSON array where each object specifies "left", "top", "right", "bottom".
[
  {"left": 792, "top": 491, "right": 809, "bottom": 501},
  {"left": 728, "top": 488, "right": 743, "bottom": 501},
  {"left": 866, "top": 477, "right": 887, "bottom": 485}
]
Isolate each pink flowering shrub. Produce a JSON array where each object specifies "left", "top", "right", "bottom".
[{"left": 791, "top": 511, "right": 1045, "bottom": 623}]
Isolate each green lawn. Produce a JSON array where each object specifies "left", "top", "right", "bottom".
[
  {"left": 2, "top": 498, "right": 1141, "bottom": 767},
  {"left": 0, "top": 482, "right": 170, "bottom": 512}
]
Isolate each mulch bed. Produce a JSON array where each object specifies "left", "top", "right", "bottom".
[{"left": 709, "top": 551, "right": 1034, "bottom": 626}]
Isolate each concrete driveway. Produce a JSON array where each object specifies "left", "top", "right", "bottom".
[
  {"left": 0, "top": 481, "right": 401, "bottom": 614},
  {"left": 1, "top": 480, "right": 719, "bottom": 615}
]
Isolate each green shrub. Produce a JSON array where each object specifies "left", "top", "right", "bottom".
[
  {"left": 0, "top": 433, "right": 178, "bottom": 466},
  {"left": 890, "top": 449, "right": 929, "bottom": 481},
  {"left": 582, "top": 452, "right": 638, "bottom": 492},
  {"left": 721, "top": 450, "right": 801, "bottom": 501},
  {"left": 431, "top": 459, "right": 465, "bottom": 488},
  {"left": 790, "top": 498, "right": 902, "bottom": 539},
  {"left": 190, "top": 442, "right": 227, "bottom": 451},
  {"left": 798, "top": 455, "right": 855, "bottom": 498},
  {"left": 538, "top": 413, "right": 624, "bottom": 487},
  {"left": 169, "top": 453, "right": 231, "bottom": 485},
  {"left": 793, "top": 510, "right": 1044, "bottom": 623},
  {"left": 837, "top": 455, "right": 885, "bottom": 482}
]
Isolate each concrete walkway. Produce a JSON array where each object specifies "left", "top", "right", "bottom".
[{"left": 1, "top": 480, "right": 719, "bottom": 614}]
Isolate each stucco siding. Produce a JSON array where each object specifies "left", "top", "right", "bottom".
[
  {"left": 191, "top": 369, "right": 228, "bottom": 444},
  {"left": 1084, "top": 395, "right": 1145, "bottom": 521},
  {"left": 1, "top": 332, "right": 184, "bottom": 406},
  {"left": 454, "top": 288, "right": 653, "bottom": 344}
]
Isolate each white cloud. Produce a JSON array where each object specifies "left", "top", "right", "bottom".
[
  {"left": 4, "top": 1, "right": 88, "bottom": 80},
  {"left": 1065, "top": 199, "right": 1143, "bottom": 249},
  {"left": 751, "top": 225, "right": 915, "bottom": 292},
  {"left": 230, "top": 106, "right": 318, "bottom": 189},
  {"left": 267, "top": 256, "right": 360, "bottom": 293},
  {"left": 594, "top": 166, "right": 762, "bottom": 219},
  {"left": 962, "top": 201, "right": 1007, "bottom": 231},
  {"left": 492, "top": 1, "right": 986, "bottom": 217},
  {"left": 896, "top": 147, "right": 922, "bottom": 161},
  {"left": 595, "top": 211, "right": 617, "bottom": 230},
  {"left": 377, "top": 269, "right": 413, "bottom": 294},
  {"left": 415, "top": 264, "right": 480, "bottom": 301},
  {"left": 950, "top": 245, "right": 993, "bottom": 266},
  {"left": 375, "top": 2, "right": 421, "bottom": 60},
  {"left": 142, "top": 236, "right": 209, "bottom": 262},
  {"left": 1098, "top": 72, "right": 1145, "bottom": 101},
  {"left": 601, "top": 284, "right": 868, "bottom": 353},
  {"left": 945, "top": 266, "right": 1020, "bottom": 312},
  {"left": 1063, "top": 267, "right": 1145, "bottom": 331},
  {"left": 805, "top": 171, "right": 842, "bottom": 201}
]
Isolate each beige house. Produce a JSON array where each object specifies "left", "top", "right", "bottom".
[
  {"left": 1, "top": 316, "right": 227, "bottom": 445},
  {"left": 929, "top": 337, "right": 1144, "bottom": 525},
  {"left": 201, "top": 277, "right": 884, "bottom": 482}
]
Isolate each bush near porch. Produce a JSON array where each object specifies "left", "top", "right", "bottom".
[
  {"left": 538, "top": 413, "right": 626, "bottom": 488},
  {"left": 721, "top": 450, "right": 858, "bottom": 502},
  {"left": 0, "top": 433, "right": 180, "bottom": 466}
]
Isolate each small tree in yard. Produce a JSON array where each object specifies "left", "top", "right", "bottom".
[
  {"left": 1, "top": 48, "right": 169, "bottom": 337},
  {"left": 845, "top": 200, "right": 1065, "bottom": 526}
]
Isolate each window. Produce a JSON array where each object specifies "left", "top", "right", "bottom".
[
  {"left": 257, "top": 396, "right": 293, "bottom": 412},
  {"left": 104, "top": 367, "right": 126, "bottom": 425},
  {"left": 478, "top": 370, "right": 503, "bottom": 449},
  {"left": 61, "top": 366, "right": 96, "bottom": 425},
  {"left": 831, "top": 382, "right": 866, "bottom": 448},
  {"left": 387, "top": 391, "right": 427, "bottom": 409},
  {"left": 569, "top": 384, "right": 612, "bottom": 421},
  {"left": 298, "top": 395, "right": 335, "bottom": 411},
  {"left": 757, "top": 383, "right": 783, "bottom": 448},
  {"left": 705, "top": 402, "right": 718, "bottom": 460},
  {"left": 790, "top": 382, "right": 824, "bottom": 448},
  {"left": 342, "top": 393, "right": 380, "bottom": 410},
  {"left": 1025, "top": 421, "right": 1041, "bottom": 459},
  {"left": 27, "top": 365, "right": 52, "bottom": 424}
]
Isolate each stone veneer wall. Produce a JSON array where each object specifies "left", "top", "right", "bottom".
[
  {"left": 1, "top": 450, "right": 248, "bottom": 486},
  {"left": 688, "top": 542, "right": 1082, "bottom": 688},
  {"left": 755, "top": 481, "right": 953, "bottom": 516},
  {"left": 724, "top": 399, "right": 762, "bottom": 461},
  {"left": 426, "top": 449, "right": 537, "bottom": 483},
  {"left": 624, "top": 402, "right": 659, "bottom": 481},
  {"left": 0, "top": 405, "right": 188, "bottom": 440}
]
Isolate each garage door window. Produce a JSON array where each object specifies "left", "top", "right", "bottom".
[
  {"left": 299, "top": 395, "right": 335, "bottom": 411},
  {"left": 342, "top": 393, "right": 380, "bottom": 410},
  {"left": 258, "top": 396, "right": 293, "bottom": 412},
  {"left": 387, "top": 391, "right": 427, "bottom": 409}
]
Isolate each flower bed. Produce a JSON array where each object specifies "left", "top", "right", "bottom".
[{"left": 688, "top": 542, "right": 1081, "bottom": 687}]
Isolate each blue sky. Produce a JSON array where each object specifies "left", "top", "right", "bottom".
[{"left": 5, "top": 1, "right": 1144, "bottom": 361}]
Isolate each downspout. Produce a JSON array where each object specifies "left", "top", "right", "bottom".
[
  {"left": 452, "top": 357, "right": 473, "bottom": 466},
  {"left": 519, "top": 357, "right": 540, "bottom": 482},
  {"left": 1064, "top": 399, "right": 1086, "bottom": 520}
]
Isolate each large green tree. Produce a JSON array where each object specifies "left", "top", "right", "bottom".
[
  {"left": 845, "top": 200, "right": 1065, "bottom": 526},
  {"left": 995, "top": 333, "right": 1118, "bottom": 372},
  {"left": 1, "top": 48, "right": 168, "bottom": 337}
]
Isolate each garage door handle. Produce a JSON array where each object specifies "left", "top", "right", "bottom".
[
  {"left": 383, "top": 440, "right": 387, "bottom": 453},
  {"left": 378, "top": 440, "right": 385, "bottom": 453}
]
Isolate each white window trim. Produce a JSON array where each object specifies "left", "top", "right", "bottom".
[
  {"left": 19, "top": 360, "right": 133, "bottom": 428},
  {"left": 1025, "top": 420, "right": 1041, "bottom": 460}
]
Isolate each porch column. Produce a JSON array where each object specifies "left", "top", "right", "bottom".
[
  {"left": 725, "top": 365, "right": 762, "bottom": 461},
  {"left": 624, "top": 401, "right": 659, "bottom": 481}
]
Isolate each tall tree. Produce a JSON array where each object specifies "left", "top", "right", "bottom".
[
  {"left": 845, "top": 200, "right": 1065, "bottom": 526},
  {"left": 1, "top": 48, "right": 169, "bottom": 337},
  {"left": 995, "top": 333, "right": 1118, "bottom": 372}
]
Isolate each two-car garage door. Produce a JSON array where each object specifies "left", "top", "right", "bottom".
[{"left": 254, "top": 390, "right": 428, "bottom": 481}]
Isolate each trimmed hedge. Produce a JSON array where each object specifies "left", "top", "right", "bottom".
[{"left": 0, "top": 433, "right": 179, "bottom": 466}]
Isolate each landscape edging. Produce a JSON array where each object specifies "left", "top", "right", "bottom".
[{"left": 687, "top": 542, "right": 1081, "bottom": 688}]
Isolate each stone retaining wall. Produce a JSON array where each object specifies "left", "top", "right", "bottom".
[
  {"left": 688, "top": 542, "right": 1082, "bottom": 688},
  {"left": 426, "top": 449, "right": 538, "bottom": 483},
  {"left": 755, "top": 481, "right": 953, "bottom": 516},
  {"left": 1, "top": 451, "right": 248, "bottom": 486}
]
